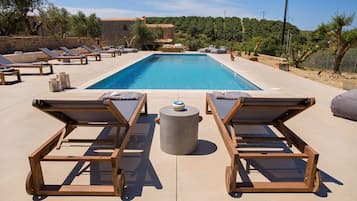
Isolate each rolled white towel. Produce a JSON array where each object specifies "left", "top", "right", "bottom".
[
  {"left": 213, "top": 91, "right": 250, "bottom": 99},
  {"left": 101, "top": 91, "right": 141, "bottom": 100}
]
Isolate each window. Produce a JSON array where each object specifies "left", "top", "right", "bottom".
[{"left": 123, "top": 24, "right": 128, "bottom": 31}]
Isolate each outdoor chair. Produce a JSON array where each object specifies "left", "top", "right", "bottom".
[
  {"left": 0, "top": 66, "right": 21, "bottom": 85},
  {"left": 0, "top": 54, "right": 53, "bottom": 75},
  {"left": 26, "top": 92, "right": 148, "bottom": 196},
  {"left": 117, "top": 45, "right": 138, "bottom": 53},
  {"left": 60, "top": 46, "right": 101, "bottom": 61},
  {"left": 39, "top": 48, "right": 88, "bottom": 65},
  {"left": 205, "top": 92, "right": 321, "bottom": 194},
  {"left": 91, "top": 45, "right": 121, "bottom": 56},
  {"left": 82, "top": 45, "right": 117, "bottom": 57}
]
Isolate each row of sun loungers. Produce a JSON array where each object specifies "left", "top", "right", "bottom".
[
  {"left": 199, "top": 45, "right": 228, "bottom": 54},
  {"left": 26, "top": 91, "right": 321, "bottom": 196},
  {"left": 0, "top": 45, "right": 138, "bottom": 84},
  {"left": 39, "top": 47, "right": 88, "bottom": 65}
]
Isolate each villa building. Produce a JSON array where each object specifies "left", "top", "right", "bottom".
[{"left": 100, "top": 16, "right": 174, "bottom": 45}]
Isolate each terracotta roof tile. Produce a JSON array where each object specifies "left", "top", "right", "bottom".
[
  {"left": 102, "top": 18, "right": 144, "bottom": 22},
  {"left": 146, "top": 24, "right": 174, "bottom": 28}
]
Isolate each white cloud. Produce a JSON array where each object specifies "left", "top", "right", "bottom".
[
  {"left": 63, "top": 7, "right": 157, "bottom": 18},
  {"left": 143, "top": 0, "right": 257, "bottom": 18},
  {"left": 62, "top": 0, "right": 258, "bottom": 19}
]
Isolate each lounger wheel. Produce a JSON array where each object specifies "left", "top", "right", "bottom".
[
  {"left": 25, "top": 171, "right": 34, "bottom": 195},
  {"left": 225, "top": 166, "right": 235, "bottom": 193},
  {"left": 313, "top": 170, "right": 322, "bottom": 193}
]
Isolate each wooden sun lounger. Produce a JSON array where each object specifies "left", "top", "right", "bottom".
[
  {"left": 92, "top": 45, "right": 122, "bottom": 56},
  {"left": 0, "top": 54, "right": 53, "bottom": 75},
  {"left": 60, "top": 46, "right": 101, "bottom": 61},
  {"left": 206, "top": 93, "right": 321, "bottom": 194},
  {"left": 0, "top": 67, "right": 21, "bottom": 85},
  {"left": 82, "top": 45, "right": 118, "bottom": 57},
  {"left": 26, "top": 93, "right": 148, "bottom": 196},
  {"left": 39, "top": 48, "right": 88, "bottom": 65}
]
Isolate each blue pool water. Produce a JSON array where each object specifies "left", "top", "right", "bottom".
[{"left": 88, "top": 54, "right": 260, "bottom": 90}]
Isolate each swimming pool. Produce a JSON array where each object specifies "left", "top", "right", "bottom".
[{"left": 88, "top": 54, "right": 260, "bottom": 90}]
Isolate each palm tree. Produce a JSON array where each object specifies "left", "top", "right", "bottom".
[{"left": 317, "top": 14, "right": 357, "bottom": 74}]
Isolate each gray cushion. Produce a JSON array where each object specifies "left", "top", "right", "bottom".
[{"left": 331, "top": 89, "right": 357, "bottom": 121}]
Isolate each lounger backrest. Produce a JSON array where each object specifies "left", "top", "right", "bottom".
[
  {"left": 60, "top": 47, "right": 75, "bottom": 55},
  {"left": 32, "top": 99, "right": 130, "bottom": 125},
  {"left": 0, "top": 55, "right": 13, "bottom": 65},
  {"left": 82, "top": 45, "right": 94, "bottom": 53},
  {"left": 92, "top": 45, "right": 100, "bottom": 50},
  {"left": 230, "top": 97, "right": 315, "bottom": 124},
  {"left": 39, "top": 48, "right": 58, "bottom": 58}
]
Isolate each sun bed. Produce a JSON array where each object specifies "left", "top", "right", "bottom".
[
  {"left": 82, "top": 45, "right": 117, "bottom": 57},
  {"left": 118, "top": 45, "right": 138, "bottom": 53},
  {"left": 39, "top": 48, "right": 88, "bottom": 64},
  {"left": 26, "top": 92, "right": 148, "bottom": 196},
  {"left": 90, "top": 45, "right": 121, "bottom": 57},
  {"left": 205, "top": 92, "right": 321, "bottom": 194},
  {"left": 0, "top": 54, "right": 53, "bottom": 75},
  {"left": 0, "top": 66, "right": 21, "bottom": 85},
  {"left": 159, "top": 44, "right": 185, "bottom": 52},
  {"left": 60, "top": 46, "right": 101, "bottom": 61}
]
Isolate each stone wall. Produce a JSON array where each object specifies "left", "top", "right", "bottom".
[
  {"left": 101, "top": 20, "right": 135, "bottom": 45},
  {"left": 0, "top": 36, "right": 96, "bottom": 54}
]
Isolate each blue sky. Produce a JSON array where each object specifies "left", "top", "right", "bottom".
[{"left": 49, "top": 0, "right": 357, "bottom": 30}]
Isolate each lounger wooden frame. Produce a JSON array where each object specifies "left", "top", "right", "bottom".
[
  {"left": 26, "top": 94, "right": 148, "bottom": 196},
  {"left": 205, "top": 94, "right": 321, "bottom": 194},
  {"left": 3, "top": 64, "right": 53, "bottom": 75},
  {"left": 0, "top": 69, "right": 21, "bottom": 85}
]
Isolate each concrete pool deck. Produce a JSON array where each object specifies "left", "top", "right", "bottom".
[{"left": 0, "top": 51, "right": 356, "bottom": 201}]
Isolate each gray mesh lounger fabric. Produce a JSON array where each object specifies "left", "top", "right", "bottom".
[
  {"left": 331, "top": 89, "right": 357, "bottom": 121},
  {"left": 0, "top": 54, "right": 13, "bottom": 65},
  {"left": 33, "top": 95, "right": 143, "bottom": 123},
  {"left": 60, "top": 46, "right": 101, "bottom": 59},
  {"left": 208, "top": 93, "right": 313, "bottom": 123}
]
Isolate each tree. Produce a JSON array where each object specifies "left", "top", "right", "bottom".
[
  {"left": 317, "top": 14, "right": 357, "bottom": 73},
  {"left": 252, "top": 36, "right": 263, "bottom": 56},
  {"left": 290, "top": 44, "right": 319, "bottom": 68},
  {"left": 39, "top": 4, "right": 70, "bottom": 38},
  {"left": 130, "top": 19, "right": 158, "bottom": 50},
  {"left": 260, "top": 34, "right": 280, "bottom": 55},
  {"left": 288, "top": 32, "right": 319, "bottom": 68},
  {"left": 70, "top": 11, "right": 88, "bottom": 36},
  {"left": 0, "top": 0, "right": 44, "bottom": 35},
  {"left": 86, "top": 13, "right": 101, "bottom": 38}
]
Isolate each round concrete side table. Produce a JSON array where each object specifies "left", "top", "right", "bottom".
[{"left": 159, "top": 106, "right": 199, "bottom": 155}]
